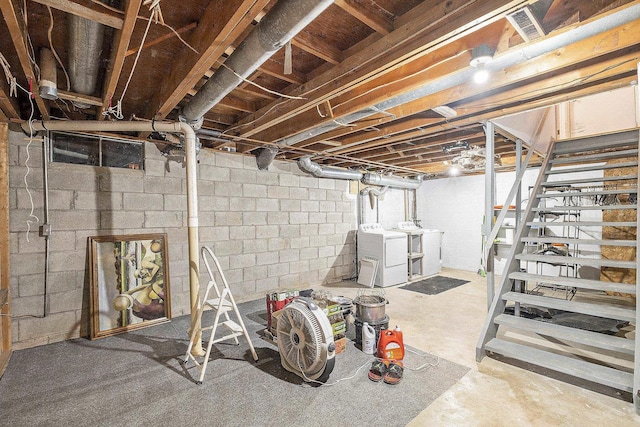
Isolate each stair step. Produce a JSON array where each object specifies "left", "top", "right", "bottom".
[
  {"left": 501, "top": 291, "right": 636, "bottom": 322},
  {"left": 527, "top": 221, "right": 637, "bottom": 228},
  {"left": 520, "top": 237, "right": 636, "bottom": 247},
  {"left": 204, "top": 297, "right": 233, "bottom": 313},
  {"left": 537, "top": 189, "right": 637, "bottom": 198},
  {"left": 484, "top": 338, "right": 633, "bottom": 392},
  {"left": 494, "top": 314, "right": 635, "bottom": 355},
  {"left": 533, "top": 205, "right": 637, "bottom": 212},
  {"left": 546, "top": 162, "right": 638, "bottom": 175},
  {"left": 550, "top": 148, "right": 638, "bottom": 166},
  {"left": 516, "top": 253, "right": 636, "bottom": 269},
  {"left": 550, "top": 149, "right": 638, "bottom": 165},
  {"left": 553, "top": 130, "right": 638, "bottom": 155},
  {"left": 543, "top": 175, "right": 637, "bottom": 186},
  {"left": 509, "top": 271, "right": 637, "bottom": 294}
]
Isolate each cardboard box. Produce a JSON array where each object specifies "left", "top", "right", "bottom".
[{"left": 334, "top": 337, "right": 347, "bottom": 354}]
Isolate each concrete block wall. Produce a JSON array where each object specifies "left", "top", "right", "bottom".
[{"left": 8, "top": 130, "right": 357, "bottom": 349}]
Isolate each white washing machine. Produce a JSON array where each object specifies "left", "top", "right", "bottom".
[{"left": 357, "top": 223, "right": 408, "bottom": 287}]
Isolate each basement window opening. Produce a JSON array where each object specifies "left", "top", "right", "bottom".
[{"left": 48, "top": 131, "right": 144, "bottom": 170}]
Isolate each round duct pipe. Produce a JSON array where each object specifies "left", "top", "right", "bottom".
[
  {"left": 362, "top": 173, "right": 423, "bottom": 190},
  {"left": 180, "top": 0, "right": 334, "bottom": 124},
  {"left": 256, "top": 145, "right": 279, "bottom": 170},
  {"left": 297, "top": 156, "right": 363, "bottom": 181}
]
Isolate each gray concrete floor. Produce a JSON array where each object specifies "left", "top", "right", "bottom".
[{"left": 319, "top": 268, "right": 640, "bottom": 426}]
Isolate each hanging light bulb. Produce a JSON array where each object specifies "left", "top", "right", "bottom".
[{"left": 470, "top": 44, "right": 493, "bottom": 84}]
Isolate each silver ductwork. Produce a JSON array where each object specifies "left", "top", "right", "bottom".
[
  {"left": 297, "top": 156, "right": 423, "bottom": 189},
  {"left": 278, "top": 2, "right": 640, "bottom": 148},
  {"left": 256, "top": 145, "right": 279, "bottom": 170},
  {"left": 297, "top": 156, "right": 363, "bottom": 181},
  {"left": 68, "top": 14, "right": 105, "bottom": 107},
  {"left": 180, "top": 0, "right": 334, "bottom": 125},
  {"left": 362, "top": 172, "right": 423, "bottom": 190}
]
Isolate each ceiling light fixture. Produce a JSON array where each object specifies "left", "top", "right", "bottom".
[
  {"left": 432, "top": 105, "right": 457, "bottom": 118},
  {"left": 470, "top": 44, "right": 493, "bottom": 84},
  {"left": 442, "top": 140, "right": 469, "bottom": 153}
]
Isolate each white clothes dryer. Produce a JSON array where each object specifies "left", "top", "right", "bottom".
[{"left": 357, "top": 223, "right": 408, "bottom": 287}]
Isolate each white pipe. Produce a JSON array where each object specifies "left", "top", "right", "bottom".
[{"left": 24, "top": 120, "right": 204, "bottom": 355}]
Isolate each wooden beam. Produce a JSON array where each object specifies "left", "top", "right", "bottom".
[
  {"left": 0, "top": 80, "right": 20, "bottom": 120},
  {"left": 292, "top": 32, "right": 342, "bottom": 65},
  {"left": 259, "top": 58, "right": 307, "bottom": 85},
  {"left": 146, "top": 0, "right": 270, "bottom": 121},
  {"left": 125, "top": 22, "right": 197, "bottom": 57},
  {"left": 334, "top": 0, "right": 394, "bottom": 34},
  {"left": 58, "top": 89, "right": 104, "bottom": 107},
  {"left": 0, "top": 123, "right": 12, "bottom": 374},
  {"left": 0, "top": 0, "right": 49, "bottom": 119},
  {"left": 234, "top": 0, "right": 533, "bottom": 138},
  {"left": 29, "top": 0, "right": 124, "bottom": 29},
  {"left": 100, "top": 0, "right": 142, "bottom": 119},
  {"left": 298, "top": 14, "right": 640, "bottom": 156}
]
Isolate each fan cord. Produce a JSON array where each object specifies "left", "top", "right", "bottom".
[{"left": 297, "top": 347, "right": 441, "bottom": 386}]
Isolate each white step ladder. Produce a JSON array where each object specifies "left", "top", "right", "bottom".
[{"left": 182, "top": 246, "right": 258, "bottom": 384}]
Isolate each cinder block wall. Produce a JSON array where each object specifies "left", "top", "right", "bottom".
[{"left": 8, "top": 130, "right": 357, "bottom": 349}]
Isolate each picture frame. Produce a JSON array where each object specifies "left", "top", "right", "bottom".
[{"left": 88, "top": 233, "right": 171, "bottom": 339}]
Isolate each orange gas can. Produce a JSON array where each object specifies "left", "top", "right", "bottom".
[{"left": 377, "top": 326, "right": 404, "bottom": 360}]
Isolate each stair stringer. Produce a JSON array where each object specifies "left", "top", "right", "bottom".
[{"left": 476, "top": 139, "right": 557, "bottom": 361}]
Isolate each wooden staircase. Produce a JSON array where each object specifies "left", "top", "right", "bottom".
[{"left": 477, "top": 129, "right": 640, "bottom": 411}]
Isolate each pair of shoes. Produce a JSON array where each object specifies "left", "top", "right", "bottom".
[
  {"left": 368, "top": 359, "right": 388, "bottom": 382},
  {"left": 383, "top": 360, "right": 403, "bottom": 385},
  {"left": 368, "top": 359, "right": 404, "bottom": 384}
]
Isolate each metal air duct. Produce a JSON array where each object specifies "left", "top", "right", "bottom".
[
  {"left": 277, "top": 3, "right": 640, "bottom": 148},
  {"left": 68, "top": 14, "right": 105, "bottom": 107},
  {"left": 256, "top": 145, "right": 279, "bottom": 170},
  {"left": 180, "top": 0, "right": 334, "bottom": 126},
  {"left": 362, "top": 173, "right": 423, "bottom": 190},
  {"left": 297, "top": 156, "right": 363, "bottom": 181}
]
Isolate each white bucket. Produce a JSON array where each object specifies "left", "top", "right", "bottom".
[{"left": 363, "top": 322, "right": 376, "bottom": 354}]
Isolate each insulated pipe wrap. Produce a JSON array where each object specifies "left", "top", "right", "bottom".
[{"left": 181, "top": 0, "right": 333, "bottom": 123}]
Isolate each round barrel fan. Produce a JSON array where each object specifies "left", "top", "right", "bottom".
[{"left": 277, "top": 298, "right": 336, "bottom": 383}]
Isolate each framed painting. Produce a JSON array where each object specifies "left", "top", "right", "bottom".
[{"left": 88, "top": 234, "right": 171, "bottom": 339}]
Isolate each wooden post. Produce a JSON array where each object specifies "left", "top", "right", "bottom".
[{"left": 0, "top": 123, "right": 12, "bottom": 376}]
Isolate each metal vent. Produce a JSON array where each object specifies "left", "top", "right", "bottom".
[{"left": 507, "top": 7, "right": 545, "bottom": 42}]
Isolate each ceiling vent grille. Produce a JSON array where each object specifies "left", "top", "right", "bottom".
[{"left": 507, "top": 7, "right": 545, "bottom": 42}]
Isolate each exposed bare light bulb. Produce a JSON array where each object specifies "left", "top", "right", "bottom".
[{"left": 473, "top": 67, "right": 490, "bottom": 84}]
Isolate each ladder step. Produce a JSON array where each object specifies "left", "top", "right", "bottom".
[
  {"left": 533, "top": 205, "right": 637, "bottom": 212},
  {"left": 550, "top": 149, "right": 638, "bottom": 165},
  {"left": 537, "top": 189, "right": 637, "bottom": 198},
  {"left": 543, "top": 175, "right": 637, "bottom": 186},
  {"left": 494, "top": 314, "right": 635, "bottom": 355},
  {"left": 509, "top": 271, "right": 637, "bottom": 294},
  {"left": 520, "top": 237, "right": 637, "bottom": 247},
  {"left": 516, "top": 253, "right": 636, "bottom": 269},
  {"left": 221, "top": 319, "right": 243, "bottom": 333},
  {"left": 484, "top": 338, "right": 633, "bottom": 392},
  {"left": 546, "top": 162, "right": 638, "bottom": 174},
  {"left": 527, "top": 221, "right": 637, "bottom": 227},
  {"left": 205, "top": 298, "right": 234, "bottom": 312},
  {"left": 502, "top": 291, "right": 636, "bottom": 322}
]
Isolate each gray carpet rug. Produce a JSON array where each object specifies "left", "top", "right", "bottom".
[
  {"left": 0, "top": 298, "right": 469, "bottom": 426},
  {"left": 400, "top": 276, "right": 470, "bottom": 295}
]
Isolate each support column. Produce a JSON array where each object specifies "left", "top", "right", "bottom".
[{"left": 484, "top": 121, "right": 495, "bottom": 310}]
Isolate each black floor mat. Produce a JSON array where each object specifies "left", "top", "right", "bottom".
[{"left": 399, "top": 276, "right": 470, "bottom": 295}]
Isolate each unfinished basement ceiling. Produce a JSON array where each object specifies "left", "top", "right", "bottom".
[{"left": 1, "top": 0, "right": 639, "bottom": 176}]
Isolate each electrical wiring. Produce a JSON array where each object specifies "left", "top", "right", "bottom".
[{"left": 216, "top": 60, "right": 307, "bottom": 101}]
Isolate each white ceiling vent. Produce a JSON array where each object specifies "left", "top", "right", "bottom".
[{"left": 507, "top": 7, "right": 545, "bottom": 42}]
